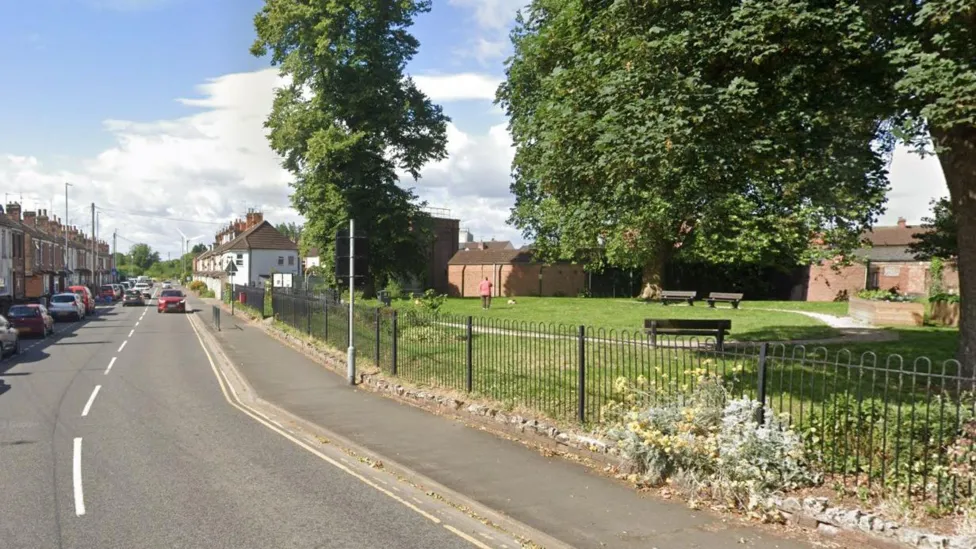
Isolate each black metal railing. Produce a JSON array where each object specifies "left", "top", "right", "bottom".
[
  {"left": 232, "top": 284, "right": 267, "bottom": 316},
  {"left": 268, "top": 290, "right": 975, "bottom": 505}
]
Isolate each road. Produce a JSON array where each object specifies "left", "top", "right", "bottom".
[{"left": 0, "top": 289, "right": 510, "bottom": 549}]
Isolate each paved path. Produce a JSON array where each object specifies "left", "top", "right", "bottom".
[
  {"left": 0, "top": 295, "right": 497, "bottom": 548},
  {"left": 195, "top": 295, "right": 825, "bottom": 549},
  {"left": 751, "top": 308, "right": 899, "bottom": 346}
]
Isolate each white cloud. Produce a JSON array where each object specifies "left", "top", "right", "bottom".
[
  {"left": 879, "top": 145, "right": 948, "bottom": 225},
  {"left": 449, "top": 0, "right": 527, "bottom": 30},
  {"left": 0, "top": 68, "right": 520, "bottom": 258},
  {"left": 413, "top": 73, "right": 503, "bottom": 101}
]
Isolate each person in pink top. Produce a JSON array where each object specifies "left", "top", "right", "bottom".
[{"left": 479, "top": 277, "right": 493, "bottom": 309}]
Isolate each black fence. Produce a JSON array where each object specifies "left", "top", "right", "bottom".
[{"left": 268, "top": 290, "right": 974, "bottom": 505}]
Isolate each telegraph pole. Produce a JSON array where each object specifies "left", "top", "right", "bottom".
[
  {"left": 347, "top": 218, "right": 356, "bottom": 385},
  {"left": 113, "top": 230, "right": 117, "bottom": 282},
  {"left": 91, "top": 203, "right": 96, "bottom": 287}
]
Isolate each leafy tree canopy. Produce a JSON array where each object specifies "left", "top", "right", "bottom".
[
  {"left": 128, "top": 243, "right": 161, "bottom": 271},
  {"left": 252, "top": 0, "right": 449, "bottom": 288},
  {"left": 275, "top": 222, "right": 303, "bottom": 243},
  {"left": 498, "top": 0, "right": 975, "bottom": 366},
  {"left": 911, "top": 198, "right": 957, "bottom": 261},
  {"left": 190, "top": 243, "right": 208, "bottom": 255}
]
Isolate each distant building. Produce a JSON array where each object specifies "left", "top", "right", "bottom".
[
  {"left": 447, "top": 246, "right": 585, "bottom": 297},
  {"left": 303, "top": 247, "right": 320, "bottom": 270},
  {"left": 459, "top": 228, "right": 474, "bottom": 244},
  {"left": 193, "top": 210, "right": 299, "bottom": 298},
  {"left": 804, "top": 218, "right": 958, "bottom": 301}
]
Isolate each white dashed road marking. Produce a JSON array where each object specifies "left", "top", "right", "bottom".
[
  {"left": 81, "top": 385, "right": 102, "bottom": 417},
  {"left": 117, "top": 340, "right": 127, "bottom": 353},
  {"left": 128, "top": 329, "right": 134, "bottom": 337},
  {"left": 104, "top": 357, "right": 116, "bottom": 375},
  {"left": 73, "top": 438, "right": 85, "bottom": 516}
]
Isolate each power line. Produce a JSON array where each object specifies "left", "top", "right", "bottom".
[{"left": 95, "top": 205, "right": 225, "bottom": 226}]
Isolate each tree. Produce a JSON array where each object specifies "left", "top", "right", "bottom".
[
  {"left": 498, "top": 0, "right": 975, "bottom": 369},
  {"left": 275, "top": 222, "right": 303, "bottom": 243},
  {"left": 251, "top": 0, "right": 449, "bottom": 289},
  {"left": 129, "top": 243, "right": 161, "bottom": 271},
  {"left": 911, "top": 198, "right": 957, "bottom": 261},
  {"left": 190, "top": 243, "right": 207, "bottom": 255}
]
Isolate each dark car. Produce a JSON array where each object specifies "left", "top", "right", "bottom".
[
  {"left": 6, "top": 304, "right": 54, "bottom": 338},
  {"left": 156, "top": 289, "right": 187, "bottom": 313},
  {"left": 122, "top": 290, "right": 145, "bottom": 307}
]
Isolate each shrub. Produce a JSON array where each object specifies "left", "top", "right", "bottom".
[
  {"left": 930, "top": 292, "right": 961, "bottom": 304},
  {"left": 416, "top": 289, "right": 447, "bottom": 315},
  {"left": 857, "top": 288, "right": 916, "bottom": 302},
  {"left": 200, "top": 289, "right": 215, "bottom": 298},
  {"left": 602, "top": 377, "right": 817, "bottom": 509},
  {"left": 384, "top": 278, "right": 404, "bottom": 301},
  {"left": 188, "top": 280, "right": 206, "bottom": 292}
]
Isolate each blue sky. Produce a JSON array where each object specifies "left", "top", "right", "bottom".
[{"left": 0, "top": 0, "right": 948, "bottom": 257}]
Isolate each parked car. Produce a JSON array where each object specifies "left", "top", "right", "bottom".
[
  {"left": 49, "top": 293, "right": 86, "bottom": 321},
  {"left": 0, "top": 314, "right": 19, "bottom": 357},
  {"left": 67, "top": 285, "right": 96, "bottom": 314},
  {"left": 6, "top": 304, "right": 54, "bottom": 338},
  {"left": 99, "top": 285, "right": 118, "bottom": 301},
  {"left": 111, "top": 284, "right": 124, "bottom": 298},
  {"left": 122, "top": 290, "right": 145, "bottom": 307},
  {"left": 157, "top": 289, "right": 187, "bottom": 313},
  {"left": 161, "top": 282, "right": 173, "bottom": 289}
]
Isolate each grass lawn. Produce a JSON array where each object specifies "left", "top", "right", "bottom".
[{"left": 386, "top": 297, "right": 842, "bottom": 342}]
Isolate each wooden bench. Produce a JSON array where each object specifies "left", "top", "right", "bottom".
[
  {"left": 659, "top": 290, "right": 697, "bottom": 306},
  {"left": 644, "top": 319, "right": 732, "bottom": 350},
  {"left": 706, "top": 292, "right": 744, "bottom": 309}
]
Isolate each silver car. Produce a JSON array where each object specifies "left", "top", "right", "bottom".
[
  {"left": 49, "top": 293, "right": 86, "bottom": 321},
  {"left": 0, "top": 314, "right": 20, "bottom": 357}
]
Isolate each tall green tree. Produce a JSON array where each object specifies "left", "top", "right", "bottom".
[
  {"left": 190, "top": 243, "right": 208, "bottom": 255},
  {"left": 498, "top": 0, "right": 975, "bottom": 370},
  {"left": 911, "top": 198, "right": 957, "bottom": 261},
  {"left": 275, "top": 222, "right": 303, "bottom": 243},
  {"left": 128, "top": 243, "right": 160, "bottom": 271},
  {"left": 252, "top": 0, "right": 449, "bottom": 288}
]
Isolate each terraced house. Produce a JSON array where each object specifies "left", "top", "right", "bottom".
[{"left": 0, "top": 204, "right": 27, "bottom": 314}]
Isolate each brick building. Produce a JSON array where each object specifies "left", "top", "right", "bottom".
[
  {"left": 447, "top": 247, "right": 585, "bottom": 298},
  {"left": 805, "top": 218, "right": 958, "bottom": 301}
]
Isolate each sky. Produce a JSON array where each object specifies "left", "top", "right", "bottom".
[{"left": 0, "top": 0, "right": 950, "bottom": 260}]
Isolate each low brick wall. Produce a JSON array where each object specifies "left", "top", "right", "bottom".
[
  {"left": 848, "top": 296, "right": 924, "bottom": 326},
  {"left": 930, "top": 301, "right": 960, "bottom": 327}
]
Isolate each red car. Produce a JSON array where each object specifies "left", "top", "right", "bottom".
[
  {"left": 157, "top": 289, "right": 187, "bottom": 313},
  {"left": 68, "top": 285, "right": 96, "bottom": 314},
  {"left": 99, "top": 285, "right": 118, "bottom": 301},
  {"left": 6, "top": 304, "right": 55, "bottom": 338}
]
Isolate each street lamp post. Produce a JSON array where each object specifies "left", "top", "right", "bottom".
[{"left": 64, "top": 182, "right": 71, "bottom": 284}]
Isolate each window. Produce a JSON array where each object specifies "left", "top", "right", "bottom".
[
  {"left": 1, "top": 229, "right": 6, "bottom": 258},
  {"left": 277, "top": 256, "right": 284, "bottom": 265},
  {"left": 235, "top": 253, "right": 243, "bottom": 266},
  {"left": 288, "top": 255, "right": 295, "bottom": 266}
]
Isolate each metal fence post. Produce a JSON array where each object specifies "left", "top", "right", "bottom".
[
  {"left": 391, "top": 310, "right": 398, "bottom": 375},
  {"left": 755, "top": 342, "right": 769, "bottom": 424},
  {"left": 577, "top": 325, "right": 586, "bottom": 423},
  {"left": 213, "top": 305, "right": 220, "bottom": 332},
  {"left": 231, "top": 284, "right": 235, "bottom": 316},
  {"left": 323, "top": 297, "right": 329, "bottom": 341},
  {"left": 306, "top": 297, "right": 312, "bottom": 335},
  {"left": 375, "top": 307, "right": 381, "bottom": 367},
  {"left": 466, "top": 316, "right": 473, "bottom": 392}
]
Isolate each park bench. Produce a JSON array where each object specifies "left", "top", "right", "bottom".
[
  {"left": 659, "top": 290, "right": 697, "bottom": 306},
  {"left": 706, "top": 292, "right": 744, "bottom": 309},
  {"left": 644, "top": 319, "right": 732, "bottom": 350}
]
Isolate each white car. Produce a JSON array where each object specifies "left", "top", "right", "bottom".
[
  {"left": 49, "top": 293, "right": 86, "bottom": 321},
  {"left": 133, "top": 283, "right": 152, "bottom": 299},
  {"left": 162, "top": 283, "right": 172, "bottom": 289}
]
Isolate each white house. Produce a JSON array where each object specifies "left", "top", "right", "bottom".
[
  {"left": 303, "top": 247, "right": 320, "bottom": 270},
  {"left": 0, "top": 210, "right": 16, "bottom": 303},
  {"left": 194, "top": 219, "right": 299, "bottom": 297}
]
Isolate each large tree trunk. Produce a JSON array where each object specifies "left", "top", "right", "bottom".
[
  {"left": 639, "top": 244, "right": 672, "bottom": 300},
  {"left": 933, "top": 126, "right": 976, "bottom": 379}
]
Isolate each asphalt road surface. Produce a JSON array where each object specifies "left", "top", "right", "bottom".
[{"left": 0, "top": 293, "right": 495, "bottom": 549}]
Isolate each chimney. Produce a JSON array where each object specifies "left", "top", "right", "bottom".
[
  {"left": 897, "top": 217, "right": 907, "bottom": 228},
  {"left": 38, "top": 209, "right": 49, "bottom": 229},
  {"left": 23, "top": 210, "right": 37, "bottom": 226},
  {"left": 6, "top": 202, "right": 21, "bottom": 221}
]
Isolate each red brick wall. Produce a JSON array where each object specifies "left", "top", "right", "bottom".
[
  {"left": 448, "top": 263, "right": 585, "bottom": 297},
  {"left": 806, "top": 260, "right": 867, "bottom": 301},
  {"left": 25, "top": 275, "right": 43, "bottom": 298}
]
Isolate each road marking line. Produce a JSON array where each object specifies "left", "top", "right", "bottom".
[
  {"left": 184, "top": 314, "right": 446, "bottom": 527},
  {"left": 117, "top": 340, "right": 127, "bottom": 353},
  {"left": 104, "top": 357, "right": 116, "bottom": 375},
  {"left": 135, "top": 321, "right": 139, "bottom": 327},
  {"left": 73, "top": 438, "right": 85, "bottom": 516},
  {"left": 128, "top": 329, "right": 134, "bottom": 337},
  {"left": 81, "top": 386, "right": 102, "bottom": 417},
  {"left": 444, "top": 525, "right": 494, "bottom": 549}
]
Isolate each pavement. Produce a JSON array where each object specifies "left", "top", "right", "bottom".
[
  {"left": 0, "top": 288, "right": 513, "bottom": 548},
  {"left": 192, "top": 294, "right": 825, "bottom": 549}
]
